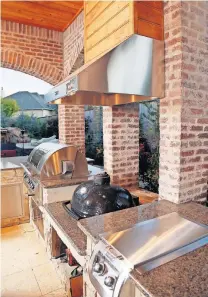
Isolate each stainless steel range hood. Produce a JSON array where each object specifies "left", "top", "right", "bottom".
[{"left": 45, "top": 34, "right": 164, "bottom": 106}]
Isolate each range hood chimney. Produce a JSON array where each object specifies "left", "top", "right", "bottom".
[{"left": 45, "top": 34, "right": 164, "bottom": 106}]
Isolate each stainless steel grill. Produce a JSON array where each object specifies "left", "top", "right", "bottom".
[
  {"left": 89, "top": 213, "right": 208, "bottom": 297},
  {"left": 21, "top": 142, "right": 89, "bottom": 202}
]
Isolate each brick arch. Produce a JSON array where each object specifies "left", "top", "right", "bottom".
[{"left": 1, "top": 49, "right": 62, "bottom": 86}]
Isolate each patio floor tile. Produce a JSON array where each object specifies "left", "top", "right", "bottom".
[
  {"left": 1, "top": 268, "right": 41, "bottom": 297},
  {"left": 1, "top": 224, "right": 66, "bottom": 297}
]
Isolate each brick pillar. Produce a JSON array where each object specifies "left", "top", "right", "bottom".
[
  {"left": 103, "top": 104, "right": 139, "bottom": 188},
  {"left": 58, "top": 12, "right": 85, "bottom": 153},
  {"left": 159, "top": 1, "right": 208, "bottom": 203},
  {"left": 59, "top": 105, "right": 85, "bottom": 153}
]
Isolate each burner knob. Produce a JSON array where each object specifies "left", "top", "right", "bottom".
[
  {"left": 93, "top": 262, "right": 105, "bottom": 274},
  {"left": 104, "top": 276, "right": 115, "bottom": 288}
]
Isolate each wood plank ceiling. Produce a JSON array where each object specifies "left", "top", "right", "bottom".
[{"left": 1, "top": 1, "right": 83, "bottom": 31}]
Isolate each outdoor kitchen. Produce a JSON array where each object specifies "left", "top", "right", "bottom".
[{"left": 1, "top": 1, "right": 208, "bottom": 297}]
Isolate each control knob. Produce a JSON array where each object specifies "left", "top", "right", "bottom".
[
  {"left": 93, "top": 262, "right": 105, "bottom": 274},
  {"left": 104, "top": 276, "right": 115, "bottom": 288}
]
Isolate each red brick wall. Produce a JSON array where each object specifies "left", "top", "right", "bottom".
[
  {"left": 103, "top": 104, "right": 139, "bottom": 188},
  {"left": 59, "top": 105, "right": 85, "bottom": 153},
  {"left": 159, "top": 1, "right": 208, "bottom": 203},
  {"left": 1, "top": 20, "right": 63, "bottom": 85},
  {"left": 58, "top": 12, "right": 85, "bottom": 152}
]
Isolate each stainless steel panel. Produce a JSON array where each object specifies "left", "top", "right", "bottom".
[
  {"left": 51, "top": 92, "right": 157, "bottom": 106},
  {"left": 136, "top": 235, "right": 208, "bottom": 274},
  {"left": 45, "top": 34, "right": 164, "bottom": 106},
  {"left": 24, "top": 142, "right": 88, "bottom": 179},
  {"left": 101, "top": 212, "right": 208, "bottom": 272},
  {"left": 1, "top": 183, "right": 24, "bottom": 219}
]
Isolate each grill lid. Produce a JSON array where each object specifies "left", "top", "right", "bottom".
[
  {"left": 101, "top": 212, "right": 208, "bottom": 274},
  {"left": 25, "top": 142, "right": 88, "bottom": 179}
]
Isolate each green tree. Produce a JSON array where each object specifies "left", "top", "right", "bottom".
[
  {"left": 14, "top": 113, "right": 46, "bottom": 139},
  {"left": 1, "top": 98, "right": 19, "bottom": 117}
]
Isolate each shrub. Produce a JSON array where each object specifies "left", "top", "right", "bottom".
[
  {"left": 1, "top": 98, "right": 19, "bottom": 117},
  {"left": 12, "top": 113, "right": 46, "bottom": 138},
  {"left": 1, "top": 110, "right": 12, "bottom": 127}
]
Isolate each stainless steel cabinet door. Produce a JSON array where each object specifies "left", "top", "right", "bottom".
[{"left": 1, "top": 183, "right": 24, "bottom": 219}]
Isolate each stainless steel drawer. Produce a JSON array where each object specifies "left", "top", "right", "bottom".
[{"left": 1, "top": 183, "right": 24, "bottom": 219}]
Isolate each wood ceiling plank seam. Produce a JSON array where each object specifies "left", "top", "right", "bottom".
[
  {"left": 58, "top": 1, "right": 83, "bottom": 10},
  {"left": 2, "top": 0, "right": 75, "bottom": 18},
  {"left": 86, "top": 2, "right": 129, "bottom": 39},
  {"left": 141, "top": 1, "right": 163, "bottom": 10},
  {"left": 1, "top": 1, "right": 84, "bottom": 31},
  {"left": 22, "top": 1, "right": 76, "bottom": 19},
  {"left": 85, "top": 1, "right": 114, "bottom": 29},
  {"left": 85, "top": 1, "right": 99, "bottom": 16},
  {"left": 86, "top": 3, "right": 130, "bottom": 44},
  {"left": 136, "top": 17, "right": 162, "bottom": 28},
  {"left": 35, "top": 1, "right": 78, "bottom": 14},
  {"left": 141, "top": 2, "right": 163, "bottom": 13},
  {"left": 87, "top": 19, "right": 129, "bottom": 52},
  {"left": 135, "top": 2, "right": 163, "bottom": 26}
]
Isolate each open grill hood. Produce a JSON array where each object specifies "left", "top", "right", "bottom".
[{"left": 45, "top": 34, "right": 164, "bottom": 106}]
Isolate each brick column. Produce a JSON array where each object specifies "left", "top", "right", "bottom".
[
  {"left": 59, "top": 105, "right": 85, "bottom": 153},
  {"left": 159, "top": 1, "right": 208, "bottom": 203},
  {"left": 58, "top": 12, "right": 85, "bottom": 153},
  {"left": 103, "top": 104, "right": 139, "bottom": 188}
]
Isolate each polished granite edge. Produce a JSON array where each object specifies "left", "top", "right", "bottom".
[{"left": 44, "top": 202, "right": 87, "bottom": 256}]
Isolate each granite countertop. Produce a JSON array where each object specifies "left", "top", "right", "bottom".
[
  {"left": 41, "top": 165, "right": 104, "bottom": 188},
  {"left": 78, "top": 200, "right": 208, "bottom": 297},
  {"left": 0, "top": 156, "right": 28, "bottom": 170},
  {"left": 44, "top": 202, "right": 87, "bottom": 256}
]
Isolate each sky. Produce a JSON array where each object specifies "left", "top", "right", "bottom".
[{"left": 0, "top": 67, "right": 52, "bottom": 98}]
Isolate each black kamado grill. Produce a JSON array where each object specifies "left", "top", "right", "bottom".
[{"left": 63, "top": 172, "right": 139, "bottom": 220}]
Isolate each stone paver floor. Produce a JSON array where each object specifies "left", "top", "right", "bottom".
[{"left": 1, "top": 224, "right": 67, "bottom": 297}]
